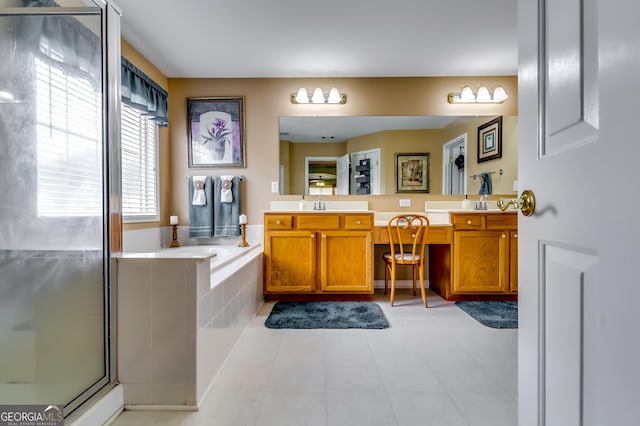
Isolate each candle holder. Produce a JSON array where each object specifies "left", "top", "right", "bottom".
[
  {"left": 238, "top": 223, "right": 249, "bottom": 247},
  {"left": 169, "top": 224, "right": 180, "bottom": 248}
]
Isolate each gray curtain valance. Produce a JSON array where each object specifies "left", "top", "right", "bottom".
[{"left": 121, "top": 57, "right": 168, "bottom": 127}]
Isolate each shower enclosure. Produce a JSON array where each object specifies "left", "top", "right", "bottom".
[{"left": 0, "top": 0, "right": 121, "bottom": 418}]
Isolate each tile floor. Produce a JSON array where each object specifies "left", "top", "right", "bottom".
[{"left": 111, "top": 290, "right": 518, "bottom": 426}]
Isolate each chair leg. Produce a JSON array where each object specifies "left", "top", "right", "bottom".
[
  {"left": 419, "top": 262, "right": 428, "bottom": 308},
  {"left": 412, "top": 265, "right": 417, "bottom": 296},
  {"left": 390, "top": 263, "right": 396, "bottom": 307},
  {"left": 384, "top": 262, "right": 388, "bottom": 295}
]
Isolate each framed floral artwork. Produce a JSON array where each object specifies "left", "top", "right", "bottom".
[
  {"left": 477, "top": 116, "right": 502, "bottom": 163},
  {"left": 187, "top": 97, "right": 246, "bottom": 168},
  {"left": 395, "top": 153, "right": 430, "bottom": 193}
]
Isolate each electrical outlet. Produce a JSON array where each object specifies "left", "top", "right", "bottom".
[
  {"left": 513, "top": 180, "right": 518, "bottom": 192},
  {"left": 399, "top": 199, "right": 411, "bottom": 207},
  {"left": 271, "top": 182, "right": 279, "bottom": 193}
]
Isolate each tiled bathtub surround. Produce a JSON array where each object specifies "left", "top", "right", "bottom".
[{"left": 116, "top": 244, "right": 263, "bottom": 408}]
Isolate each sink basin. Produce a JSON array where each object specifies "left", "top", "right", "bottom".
[{"left": 270, "top": 200, "right": 369, "bottom": 212}]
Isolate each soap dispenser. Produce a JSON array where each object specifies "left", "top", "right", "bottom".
[
  {"left": 299, "top": 195, "right": 305, "bottom": 211},
  {"left": 462, "top": 194, "right": 472, "bottom": 211}
]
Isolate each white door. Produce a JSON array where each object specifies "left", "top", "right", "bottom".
[
  {"left": 518, "top": 0, "right": 640, "bottom": 425},
  {"left": 350, "top": 148, "right": 381, "bottom": 195},
  {"left": 442, "top": 134, "right": 467, "bottom": 195},
  {"left": 336, "top": 154, "right": 350, "bottom": 195}
]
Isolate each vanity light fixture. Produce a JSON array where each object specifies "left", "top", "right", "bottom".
[
  {"left": 448, "top": 85, "right": 509, "bottom": 104},
  {"left": 291, "top": 87, "right": 347, "bottom": 104}
]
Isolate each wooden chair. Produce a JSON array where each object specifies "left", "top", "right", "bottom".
[{"left": 383, "top": 214, "right": 429, "bottom": 307}]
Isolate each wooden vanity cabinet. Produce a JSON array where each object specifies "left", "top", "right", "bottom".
[
  {"left": 264, "top": 212, "right": 373, "bottom": 295},
  {"left": 450, "top": 212, "right": 517, "bottom": 296}
]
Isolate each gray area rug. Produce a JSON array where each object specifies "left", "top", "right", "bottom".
[
  {"left": 265, "top": 301, "right": 389, "bottom": 329},
  {"left": 455, "top": 301, "right": 518, "bottom": 329}
]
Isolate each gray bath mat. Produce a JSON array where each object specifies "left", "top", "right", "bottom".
[
  {"left": 265, "top": 301, "right": 389, "bottom": 329},
  {"left": 455, "top": 301, "right": 518, "bottom": 329}
]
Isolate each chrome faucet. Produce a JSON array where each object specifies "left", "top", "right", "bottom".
[
  {"left": 475, "top": 195, "right": 488, "bottom": 210},
  {"left": 314, "top": 193, "right": 326, "bottom": 210}
]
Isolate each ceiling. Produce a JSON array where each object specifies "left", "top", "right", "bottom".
[
  {"left": 115, "top": 0, "right": 518, "bottom": 79},
  {"left": 279, "top": 116, "right": 459, "bottom": 143}
]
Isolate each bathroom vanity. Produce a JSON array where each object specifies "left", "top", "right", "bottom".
[
  {"left": 263, "top": 201, "right": 518, "bottom": 301},
  {"left": 429, "top": 211, "right": 518, "bottom": 300},
  {"left": 263, "top": 211, "right": 373, "bottom": 297}
]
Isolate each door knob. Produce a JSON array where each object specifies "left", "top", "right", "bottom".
[{"left": 498, "top": 189, "right": 536, "bottom": 216}]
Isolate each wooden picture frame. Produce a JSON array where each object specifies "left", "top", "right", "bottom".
[
  {"left": 395, "top": 153, "right": 430, "bottom": 193},
  {"left": 187, "top": 97, "right": 245, "bottom": 168},
  {"left": 477, "top": 116, "right": 502, "bottom": 163}
]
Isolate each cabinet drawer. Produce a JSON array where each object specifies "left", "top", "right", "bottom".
[
  {"left": 266, "top": 215, "right": 293, "bottom": 230},
  {"left": 486, "top": 214, "right": 517, "bottom": 230},
  {"left": 452, "top": 214, "right": 484, "bottom": 230},
  {"left": 297, "top": 215, "right": 340, "bottom": 230},
  {"left": 344, "top": 215, "right": 372, "bottom": 230},
  {"left": 426, "top": 226, "right": 453, "bottom": 244}
]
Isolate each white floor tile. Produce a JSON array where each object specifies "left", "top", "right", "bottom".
[
  {"left": 449, "top": 392, "right": 518, "bottom": 426},
  {"left": 387, "top": 391, "right": 469, "bottom": 426},
  {"left": 326, "top": 390, "right": 397, "bottom": 426},
  {"left": 256, "top": 391, "right": 326, "bottom": 426},
  {"left": 111, "top": 292, "right": 518, "bottom": 426}
]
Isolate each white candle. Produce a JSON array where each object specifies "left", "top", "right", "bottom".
[
  {"left": 170, "top": 215, "right": 178, "bottom": 225},
  {"left": 239, "top": 214, "right": 247, "bottom": 225}
]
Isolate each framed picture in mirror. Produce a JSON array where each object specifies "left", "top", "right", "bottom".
[
  {"left": 477, "top": 116, "right": 502, "bottom": 163},
  {"left": 395, "top": 153, "right": 430, "bottom": 193},
  {"left": 187, "top": 97, "right": 245, "bottom": 168}
]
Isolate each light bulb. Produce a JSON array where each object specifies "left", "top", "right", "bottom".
[
  {"left": 460, "top": 86, "right": 475, "bottom": 103},
  {"left": 476, "top": 86, "right": 492, "bottom": 103},
  {"left": 311, "top": 88, "right": 325, "bottom": 104},
  {"left": 492, "top": 86, "right": 508, "bottom": 103},
  {"left": 295, "top": 88, "right": 309, "bottom": 103},
  {"left": 327, "top": 87, "right": 342, "bottom": 104}
]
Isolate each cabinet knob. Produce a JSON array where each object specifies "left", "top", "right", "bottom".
[
  {"left": 466, "top": 220, "right": 472, "bottom": 225},
  {"left": 276, "top": 220, "right": 281, "bottom": 225},
  {"left": 356, "top": 220, "right": 361, "bottom": 225},
  {"left": 322, "top": 234, "right": 327, "bottom": 239},
  {"left": 310, "top": 233, "right": 315, "bottom": 239},
  {"left": 411, "top": 234, "right": 416, "bottom": 239},
  {"left": 514, "top": 234, "right": 518, "bottom": 239},
  {"left": 501, "top": 234, "right": 506, "bottom": 239}
]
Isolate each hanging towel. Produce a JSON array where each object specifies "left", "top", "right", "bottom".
[
  {"left": 213, "top": 176, "right": 241, "bottom": 237},
  {"left": 478, "top": 172, "right": 492, "bottom": 195},
  {"left": 188, "top": 176, "right": 214, "bottom": 238},
  {"left": 191, "top": 176, "right": 207, "bottom": 206},
  {"left": 220, "top": 175, "right": 234, "bottom": 203}
]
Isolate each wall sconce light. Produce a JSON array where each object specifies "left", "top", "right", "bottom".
[
  {"left": 448, "top": 85, "right": 508, "bottom": 104},
  {"left": 291, "top": 87, "right": 347, "bottom": 104}
]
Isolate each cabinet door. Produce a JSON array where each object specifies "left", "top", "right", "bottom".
[
  {"left": 509, "top": 230, "right": 518, "bottom": 293},
  {"left": 319, "top": 231, "right": 372, "bottom": 292},
  {"left": 452, "top": 231, "right": 509, "bottom": 293},
  {"left": 265, "top": 231, "right": 316, "bottom": 292}
]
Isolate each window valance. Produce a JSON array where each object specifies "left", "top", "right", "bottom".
[{"left": 121, "top": 57, "right": 168, "bottom": 127}]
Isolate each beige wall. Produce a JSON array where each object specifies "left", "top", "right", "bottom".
[
  {"left": 288, "top": 142, "right": 347, "bottom": 195},
  {"left": 167, "top": 76, "right": 518, "bottom": 225},
  {"left": 439, "top": 115, "right": 518, "bottom": 196},
  {"left": 120, "top": 39, "right": 171, "bottom": 230}
]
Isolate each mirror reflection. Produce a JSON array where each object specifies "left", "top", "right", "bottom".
[{"left": 279, "top": 115, "right": 518, "bottom": 196}]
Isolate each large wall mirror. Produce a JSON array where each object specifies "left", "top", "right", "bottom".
[{"left": 279, "top": 115, "right": 518, "bottom": 196}]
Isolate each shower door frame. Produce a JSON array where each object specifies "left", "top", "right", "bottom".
[{"left": 0, "top": 0, "right": 121, "bottom": 417}]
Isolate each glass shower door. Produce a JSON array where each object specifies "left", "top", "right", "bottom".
[{"left": 0, "top": 3, "right": 112, "bottom": 416}]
